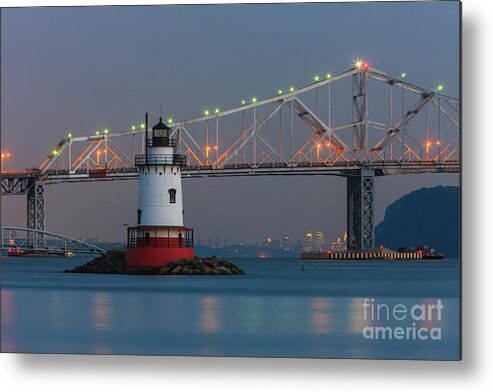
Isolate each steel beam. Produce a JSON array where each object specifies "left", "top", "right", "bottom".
[
  {"left": 347, "top": 169, "right": 375, "bottom": 251},
  {"left": 352, "top": 72, "right": 369, "bottom": 157},
  {"left": 1, "top": 176, "right": 30, "bottom": 195},
  {"left": 26, "top": 178, "right": 45, "bottom": 249}
]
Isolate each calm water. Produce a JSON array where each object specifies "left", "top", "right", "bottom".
[{"left": 1, "top": 256, "right": 460, "bottom": 359}]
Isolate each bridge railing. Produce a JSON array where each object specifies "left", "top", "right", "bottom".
[{"left": 1, "top": 226, "right": 107, "bottom": 255}]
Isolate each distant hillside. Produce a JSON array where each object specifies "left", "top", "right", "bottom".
[{"left": 376, "top": 186, "right": 460, "bottom": 256}]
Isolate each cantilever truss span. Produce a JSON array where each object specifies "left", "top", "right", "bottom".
[{"left": 27, "top": 64, "right": 459, "bottom": 183}]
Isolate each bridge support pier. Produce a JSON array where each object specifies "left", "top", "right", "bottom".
[
  {"left": 26, "top": 179, "right": 46, "bottom": 249},
  {"left": 347, "top": 169, "right": 375, "bottom": 251}
]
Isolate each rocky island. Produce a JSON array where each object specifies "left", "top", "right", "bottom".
[{"left": 64, "top": 249, "right": 245, "bottom": 275}]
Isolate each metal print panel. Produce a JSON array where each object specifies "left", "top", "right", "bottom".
[{"left": 0, "top": 1, "right": 461, "bottom": 360}]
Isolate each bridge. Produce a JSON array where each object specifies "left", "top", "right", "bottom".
[
  {"left": 1, "top": 227, "right": 106, "bottom": 255},
  {"left": 1, "top": 60, "right": 460, "bottom": 252}
]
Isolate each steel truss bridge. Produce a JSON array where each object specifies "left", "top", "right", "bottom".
[
  {"left": 1, "top": 227, "right": 106, "bottom": 255},
  {"left": 1, "top": 62, "right": 460, "bottom": 252}
]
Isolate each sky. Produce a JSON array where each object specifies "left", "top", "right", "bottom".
[{"left": 0, "top": 1, "right": 460, "bottom": 244}]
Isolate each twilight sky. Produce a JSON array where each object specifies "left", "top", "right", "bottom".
[{"left": 1, "top": 1, "right": 460, "bottom": 244}]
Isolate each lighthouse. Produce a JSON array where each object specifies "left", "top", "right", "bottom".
[{"left": 125, "top": 114, "right": 194, "bottom": 269}]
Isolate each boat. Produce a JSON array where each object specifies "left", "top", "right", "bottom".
[{"left": 398, "top": 245, "right": 445, "bottom": 260}]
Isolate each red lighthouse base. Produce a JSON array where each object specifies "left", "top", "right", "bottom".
[{"left": 125, "top": 226, "right": 194, "bottom": 269}]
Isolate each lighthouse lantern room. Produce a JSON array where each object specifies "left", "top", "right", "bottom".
[{"left": 125, "top": 114, "right": 194, "bottom": 268}]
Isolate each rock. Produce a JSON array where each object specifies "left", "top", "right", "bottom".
[
  {"left": 65, "top": 250, "right": 245, "bottom": 276},
  {"left": 156, "top": 257, "right": 245, "bottom": 276}
]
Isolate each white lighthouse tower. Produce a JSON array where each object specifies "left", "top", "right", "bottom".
[{"left": 125, "top": 115, "right": 194, "bottom": 269}]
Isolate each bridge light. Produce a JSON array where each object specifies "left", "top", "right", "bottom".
[
  {"left": 214, "top": 108, "right": 220, "bottom": 114},
  {"left": 436, "top": 140, "right": 441, "bottom": 145},
  {"left": 206, "top": 146, "right": 211, "bottom": 151},
  {"left": 140, "top": 123, "right": 145, "bottom": 129},
  {"left": 252, "top": 97, "right": 257, "bottom": 103},
  {"left": 167, "top": 117, "right": 173, "bottom": 124},
  {"left": 289, "top": 86, "right": 295, "bottom": 93},
  {"left": 104, "top": 128, "right": 109, "bottom": 134},
  {"left": 278, "top": 89, "right": 283, "bottom": 95},
  {"left": 96, "top": 131, "right": 100, "bottom": 136},
  {"left": 401, "top": 72, "right": 406, "bottom": 78},
  {"left": 326, "top": 73, "right": 332, "bottom": 79},
  {"left": 355, "top": 60, "right": 363, "bottom": 69},
  {"left": 437, "top": 84, "right": 444, "bottom": 91},
  {"left": 131, "top": 125, "right": 136, "bottom": 131},
  {"left": 214, "top": 145, "right": 218, "bottom": 150},
  {"left": 6, "top": 152, "right": 10, "bottom": 158},
  {"left": 1, "top": 153, "right": 4, "bottom": 159},
  {"left": 241, "top": 99, "right": 246, "bottom": 105},
  {"left": 52, "top": 150, "right": 58, "bottom": 156},
  {"left": 426, "top": 142, "right": 431, "bottom": 147},
  {"left": 204, "top": 109, "right": 210, "bottom": 116},
  {"left": 314, "top": 75, "right": 320, "bottom": 82},
  {"left": 362, "top": 62, "right": 370, "bottom": 70}
]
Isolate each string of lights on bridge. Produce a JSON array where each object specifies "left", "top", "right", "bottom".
[{"left": 12, "top": 58, "right": 449, "bottom": 164}]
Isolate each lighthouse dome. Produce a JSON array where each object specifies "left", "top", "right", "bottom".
[{"left": 151, "top": 117, "right": 174, "bottom": 147}]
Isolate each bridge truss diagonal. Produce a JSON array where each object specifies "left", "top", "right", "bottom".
[{"left": 1, "top": 226, "right": 107, "bottom": 255}]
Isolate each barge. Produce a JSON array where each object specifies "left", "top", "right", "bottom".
[{"left": 300, "top": 247, "right": 444, "bottom": 260}]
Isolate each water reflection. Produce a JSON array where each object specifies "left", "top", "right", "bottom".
[
  {"left": 48, "top": 292, "right": 66, "bottom": 330},
  {"left": 349, "top": 297, "right": 368, "bottom": 333},
  {"left": 1, "top": 290, "right": 14, "bottom": 326},
  {"left": 1, "top": 256, "right": 460, "bottom": 358},
  {"left": 309, "top": 297, "right": 332, "bottom": 334},
  {"left": 1, "top": 290, "right": 15, "bottom": 352},
  {"left": 200, "top": 296, "right": 222, "bottom": 333},
  {"left": 91, "top": 293, "right": 112, "bottom": 331}
]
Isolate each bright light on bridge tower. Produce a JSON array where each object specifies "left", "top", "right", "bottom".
[{"left": 125, "top": 115, "right": 194, "bottom": 269}]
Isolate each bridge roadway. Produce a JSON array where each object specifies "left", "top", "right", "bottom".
[{"left": 1, "top": 160, "right": 460, "bottom": 187}]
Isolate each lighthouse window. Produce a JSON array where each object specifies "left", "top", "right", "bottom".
[{"left": 169, "top": 188, "right": 177, "bottom": 203}]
